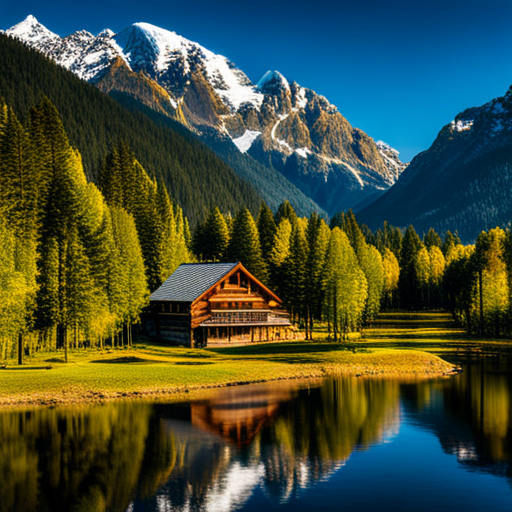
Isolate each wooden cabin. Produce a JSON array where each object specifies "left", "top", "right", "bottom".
[{"left": 149, "top": 262, "right": 293, "bottom": 347}]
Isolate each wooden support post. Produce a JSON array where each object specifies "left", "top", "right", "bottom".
[
  {"left": 251, "top": 327, "right": 254, "bottom": 343},
  {"left": 266, "top": 327, "right": 269, "bottom": 341},
  {"left": 228, "top": 326, "right": 231, "bottom": 342}
]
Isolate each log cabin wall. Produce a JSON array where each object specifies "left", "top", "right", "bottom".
[
  {"left": 149, "top": 262, "right": 294, "bottom": 347},
  {"left": 151, "top": 301, "right": 192, "bottom": 346}
]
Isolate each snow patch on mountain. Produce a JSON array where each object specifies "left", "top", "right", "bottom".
[
  {"left": 295, "top": 147, "right": 312, "bottom": 158},
  {"left": 451, "top": 119, "right": 474, "bottom": 132},
  {"left": 296, "top": 87, "right": 308, "bottom": 109},
  {"left": 232, "top": 130, "right": 261, "bottom": 153}
]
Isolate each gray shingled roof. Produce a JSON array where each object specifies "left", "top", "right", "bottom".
[{"left": 150, "top": 262, "right": 239, "bottom": 303}]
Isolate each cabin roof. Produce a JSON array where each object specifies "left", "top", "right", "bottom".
[{"left": 150, "top": 263, "right": 239, "bottom": 303}]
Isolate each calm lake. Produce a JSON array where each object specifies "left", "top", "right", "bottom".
[{"left": 2, "top": 357, "right": 512, "bottom": 512}]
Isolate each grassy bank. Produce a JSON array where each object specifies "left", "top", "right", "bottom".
[{"left": 0, "top": 312, "right": 472, "bottom": 408}]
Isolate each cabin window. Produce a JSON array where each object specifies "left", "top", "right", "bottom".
[{"left": 229, "top": 274, "right": 238, "bottom": 285}]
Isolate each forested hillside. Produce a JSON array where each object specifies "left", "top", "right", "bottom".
[
  {"left": 0, "top": 97, "right": 192, "bottom": 362},
  {"left": 112, "top": 92, "right": 326, "bottom": 217},
  {"left": 0, "top": 33, "right": 260, "bottom": 226}
]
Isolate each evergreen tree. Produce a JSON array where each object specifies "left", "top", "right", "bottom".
[
  {"left": 257, "top": 202, "right": 277, "bottom": 263},
  {"left": 399, "top": 225, "right": 423, "bottom": 310},
  {"left": 275, "top": 200, "right": 297, "bottom": 226},
  {"left": 282, "top": 221, "right": 308, "bottom": 324},
  {"left": 340, "top": 211, "right": 384, "bottom": 323},
  {"left": 111, "top": 207, "right": 149, "bottom": 346},
  {"left": 268, "top": 218, "right": 292, "bottom": 302},
  {"left": 0, "top": 108, "right": 38, "bottom": 235},
  {"left": 424, "top": 228, "right": 442, "bottom": 249},
  {"left": 428, "top": 246, "right": 446, "bottom": 309},
  {"left": 443, "top": 245, "right": 476, "bottom": 333},
  {"left": 442, "top": 231, "right": 462, "bottom": 259},
  {"left": 194, "top": 207, "right": 229, "bottom": 262},
  {"left": 227, "top": 207, "right": 267, "bottom": 281},
  {"left": 31, "top": 99, "right": 90, "bottom": 354},
  {"left": 0, "top": 216, "right": 33, "bottom": 362},
  {"left": 360, "top": 245, "right": 385, "bottom": 323},
  {"left": 305, "top": 214, "right": 330, "bottom": 337}
]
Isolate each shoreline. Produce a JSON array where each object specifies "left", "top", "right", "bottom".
[
  {"left": 0, "top": 347, "right": 454, "bottom": 409},
  {"left": 2, "top": 311, "right": 497, "bottom": 410}
]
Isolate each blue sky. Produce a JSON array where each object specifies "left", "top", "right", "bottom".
[{"left": 2, "top": 0, "right": 511, "bottom": 162}]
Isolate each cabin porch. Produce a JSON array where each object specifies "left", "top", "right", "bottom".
[{"left": 194, "top": 323, "right": 302, "bottom": 347}]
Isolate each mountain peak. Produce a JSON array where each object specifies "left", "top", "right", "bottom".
[
  {"left": 6, "top": 14, "right": 60, "bottom": 43},
  {"left": 257, "top": 70, "right": 290, "bottom": 93}
]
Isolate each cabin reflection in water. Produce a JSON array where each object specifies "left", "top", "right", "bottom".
[
  {"left": 151, "top": 378, "right": 401, "bottom": 509},
  {"left": 189, "top": 382, "right": 297, "bottom": 446}
]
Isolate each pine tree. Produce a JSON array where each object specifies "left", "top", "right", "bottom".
[
  {"left": 282, "top": 221, "right": 308, "bottom": 324},
  {"left": 275, "top": 200, "right": 297, "bottom": 226},
  {"left": 399, "top": 225, "right": 423, "bottom": 310},
  {"left": 257, "top": 202, "right": 277, "bottom": 264},
  {"left": 0, "top": 215, "right": 33, "bottom": 362},
  {"left": 424, "top": 228, "right": 442, "bottom": 249},
  {"left": 360, "top": 245, "right": 385, "bottom": 323},
  {"left": 0, "top": 108, "right": 38, "bottom": 235},
  {"left": 428, "top": 246, "right": 446, "bottom": 309},
  {"left": 227, "top": 207, "right": 267, "bottom": 281},
  {"left": 195, "top": 206, "right": 229, "bottom": 262},
  {"left": 305, "top": 213, "right": 330, "bottom": 337},
  {"left": 268, "top": 218, "right": 292, "bottom": 301},
  {"left": 443, "top": 244, "right": 476, "bottom": 333}
]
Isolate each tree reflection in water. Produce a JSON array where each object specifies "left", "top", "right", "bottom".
[{"left": 1, "top": 360, "right": 512, "bottom": 512}]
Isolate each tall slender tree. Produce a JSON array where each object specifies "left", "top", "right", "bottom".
[{"left": 227, "top": 207, "right": 267, "bottom": 281}]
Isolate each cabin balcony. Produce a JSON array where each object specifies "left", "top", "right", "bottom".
[{"left": 200, "top": 309, "right": 291, "bottom": 327}]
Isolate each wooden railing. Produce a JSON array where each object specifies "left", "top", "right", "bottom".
[{"left": 202, "top": 310, "right": 290, "bottom": 325}]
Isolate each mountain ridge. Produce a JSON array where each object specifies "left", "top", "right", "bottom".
[
  {"left": 4, "top": 15, "right": 407, "bottom": 215},
  {"left": 358, "top": 86, "right": 512, "bottom": 241}
]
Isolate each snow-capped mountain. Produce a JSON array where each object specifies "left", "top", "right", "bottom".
[
  {"left": 358, "top": 86, "right": 512, "bottom": 241},
  {"left": 4, "top": 15, "right": 406, "bottom": 214}
]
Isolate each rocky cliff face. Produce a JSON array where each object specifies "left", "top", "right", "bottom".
[{"left": 5, "top": 16, "right": 406, "bottom": 214}]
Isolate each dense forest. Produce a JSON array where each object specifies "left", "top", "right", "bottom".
[
  {"left": 2, "top": 87, "right": 510, "bottom": 366},
  {"left": 0, "top": 98, "right": 191, "bottom": 362}
]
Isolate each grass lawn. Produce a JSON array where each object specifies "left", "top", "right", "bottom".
[{"left": 0, "top": 311, "right": 494, "bottom": 408}]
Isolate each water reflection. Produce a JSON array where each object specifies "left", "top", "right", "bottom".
[
  {"left": 403, "top": 357, "right": 512, "bottom": 487},
  {"left": 1, "top": 360, "right": 512, "bottom": 511}
]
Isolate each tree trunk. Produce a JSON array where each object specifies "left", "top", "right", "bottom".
[
  {"left": 479, "top": 268, "right": 484, "bottom": 336},
  {"left": 18, "top": 333, "right": 23, "bottom": 365},
  {"left": 64, "top": 328, "right": 68, "bottom": 363}
]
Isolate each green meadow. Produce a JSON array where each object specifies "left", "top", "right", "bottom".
[{"left": 3, "top": 311, "right": 506, "bottom": 408}]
